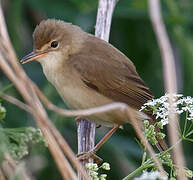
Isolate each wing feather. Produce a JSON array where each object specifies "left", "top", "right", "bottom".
[{"left": 70, "top": 35, "right": 153, "bottom": 110}]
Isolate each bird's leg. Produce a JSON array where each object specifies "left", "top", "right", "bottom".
[
  {"left": 93, "top": 124, "right": 120, "bottom": 153},
  {"left": 77, "top": 124, "right": 120, "bottom": 163}
]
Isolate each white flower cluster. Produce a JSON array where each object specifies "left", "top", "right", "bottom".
[
  {"left": 140, "top": 94, "right": 193, "bottom": 126},
  {"left": 134, "top": 171, "right": 167, "bottom": 180}
]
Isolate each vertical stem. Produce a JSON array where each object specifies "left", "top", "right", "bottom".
[
  {"left": 182, "top": 111, "right": 188, "bottom": 137},
  {"left": 77, "top": 0, "right": 119, "bottom": 179},
  {"left": 148, "top": 0, "right": 186, "bottom": 179},
  {"left": 78, "top": 120, "right": 96, "bottom": 180},
  {"left": 95, "top": 0, "right": 119, "bottom": 42},
  {"left": 185, "top": 121, "right": 193, "bottom": 136}
]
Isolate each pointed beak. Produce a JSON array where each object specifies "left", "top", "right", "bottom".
[{"left": 20, "top": 51, "right": 49, "bottom": 64}]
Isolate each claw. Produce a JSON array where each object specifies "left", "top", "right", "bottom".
[
  {"left": 77, "top": 151, "right": 103, "bottom": 164},
  {"left": 75, "top": 116, "right": 83, "bottom": 126}
]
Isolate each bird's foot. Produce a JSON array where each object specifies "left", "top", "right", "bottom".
[
  {"left": 77, "top": 150, "right": 103, "bottom": 164},
  {"left": 75, "top": 116, "right": 83, "bottom": 126}
]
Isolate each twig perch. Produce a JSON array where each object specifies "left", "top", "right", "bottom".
[{"left": 148, "top": 0, "right": 186, "bottom": 179}]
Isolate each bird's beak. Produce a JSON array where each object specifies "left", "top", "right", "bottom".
[{"left": 20, "top": 51, "right": 48, "bottom": 64}]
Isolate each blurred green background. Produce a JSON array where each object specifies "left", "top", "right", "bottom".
[{"left": 1, "top": 0, "right": 193, "bottom": 179}]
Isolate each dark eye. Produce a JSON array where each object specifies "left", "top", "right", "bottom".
[{"left": 51, "top": 41, "right": 58, "bottom": 48}]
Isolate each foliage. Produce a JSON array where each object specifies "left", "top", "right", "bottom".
[
  {"left": 3, "top": 127, "right": 46, "bottom": 160},
  {"left": 0, "top": 102, "right": 46, "bottom": 162}
]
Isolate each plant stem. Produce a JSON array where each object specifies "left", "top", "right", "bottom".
[
  {"left": 183, "top": 137, "right": 193, "bottom": 143},
  {"left": 0, "top": 83, "right": 13, "bottom": 92},
  {"left": 159, "top": 139, "right": 182, "bottom": 155},
  {"left": 141, "top": 151, "right": 147, "bottom": 165},
  {"left": 2, "top": 127, "right": 29, "bottom": 132},
  {"left": 183, "top": 111, "right": 188, "bottom": 137},
  {"left": 185, "top": 129, "right": 193, "bottom": 138},
  {"left": 122, "top": 163, "right": 154, "bottom": 180},
  {"left": 185, "top": 121, "right": 193, "bottom": 137}
]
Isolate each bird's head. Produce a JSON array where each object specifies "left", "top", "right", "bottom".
[{"left": 21, "top": 19, "right": 85, "bottom": 67}]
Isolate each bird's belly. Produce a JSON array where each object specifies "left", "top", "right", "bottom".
[
  {"left": 54, "top": 82, "right": 129, "bottom": 126},
  {"left": 43, "top": 68, "right": 130, "bottom": 126}
]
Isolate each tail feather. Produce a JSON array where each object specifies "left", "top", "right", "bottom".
[
  {"left": 133, "top": 110, "right": 168, "bottom": 151},
  {"left": 156, "top": 137, "right": 168, "bottom": 152}
]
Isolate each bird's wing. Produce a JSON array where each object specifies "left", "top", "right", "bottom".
[{"left": 70, "top": 36, "right": 153, "bottom": 110}]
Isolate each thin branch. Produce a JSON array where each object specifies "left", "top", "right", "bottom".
[
  {"left": 0, "top": 168, "right": 5, "bottom": 180},
  {"left": 0, "top": 93, "right": 33, "bottom": 113},
  {"left": 124, "top": 110, "right": 165, "bottom": 176},
  {"left": 1, "top": 161, "right": 13, "bottom": 179},
  {"left": 148, "top": 0, "right": 186, "bottom": 179},
  {"left": 1, "top": 154, "right": 32, "bottom": 180},
  {"left": 46, "top": 120, "right": 90, "bottom": 179},
  {"left": 4, "top": 153, "right": 32, "bottom": 180},
  {"left": 40, "top": 126, "right": 77, "bottom": 180},
  {"left": 4, "top": 154, "right": 17, "bottom": 169}
]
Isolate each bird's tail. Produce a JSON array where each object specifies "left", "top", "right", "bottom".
[{"left": 134, "top": 110, "right": 168, "bottom": 152}]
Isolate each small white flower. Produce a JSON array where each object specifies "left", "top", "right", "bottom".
[
  {"left": 85, "top": 163, "right": 94, "bottom": 170},
  {"left": 101, "top": 162, "right": 110, "bottom": 170},
  {"left": 90, "top": 171, "right": 98, "bottom": 178},
  {"left": 176, "top": 109, "right": 183, "bottom": 114},
  {"left": 134, "top": 171, "right": 167, "bottom": 180},
  {"left": 100, "top": 174, "right": 107, "bottom": 178},
  {"left": 85, "top": 163, "right": 98, "bottom": 171},
  {"left": 93, "top": 178, "right": 99, "bottom": 180},
  {"left": 100, "top": 174, "right": 107, "bottom": 180}
]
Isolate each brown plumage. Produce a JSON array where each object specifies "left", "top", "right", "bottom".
[
  {"left": 70, "top": 35, "right": 153, "bottom": 110},
  {"left": 22, "top": 19, "right": 167, "bottom": 151}
]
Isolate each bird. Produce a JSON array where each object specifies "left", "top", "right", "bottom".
[{"left": 21, "top": 19, "right": 167, "bottom": 158}]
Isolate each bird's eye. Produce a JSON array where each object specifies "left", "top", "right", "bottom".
[{"left": 51, "top": 41, "right": 58, "bottom": 48}]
